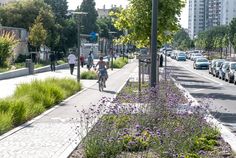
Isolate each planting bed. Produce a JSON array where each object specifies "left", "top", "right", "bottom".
[
  {"left": 0, "top": 78, "right": 81, "bottom": 135},
  {"left": 70, "top": 81, "right": 235, "bottom": 158}
]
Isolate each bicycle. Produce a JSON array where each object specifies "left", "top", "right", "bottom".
[{"left": 98, "top": 69, "right": 106, "bottom": 92}]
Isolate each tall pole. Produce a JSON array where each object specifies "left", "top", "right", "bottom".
[
  {"left": 111, "top": 35, "right": 113, "bottom": 70},
  {"left": 77, "top": 17, "right": 81, "bottom": 82},
  {"left": 151, "top": 0, "right": 158, "bottom": 87}
]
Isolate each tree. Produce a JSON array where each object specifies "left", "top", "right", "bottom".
[
  {"left": 29, "top": 16, "right": 47, "bottom": 52},
  {"left": 96, "top": 18, "right": 109, "bottom": 38},
  {"left": 0, "top": 32, "right": 18, "bottom": 67},
  {"left": 44, "top": 0, "right": 68, "bottom": 24},
  {"left": 0, "top": 0, "right": 55, "bottom": 31},
  {"left": 113, "top": 0, "right": 184, "bottom": 47},
  {"left": 78, "top": 0, "right": 98, "bottom": 34},
  {"left": 172, "top": 28, "right": 193, "bottom": 50},
  {"left": 229, "top": 18, "right": 236, "bottom": 50}
]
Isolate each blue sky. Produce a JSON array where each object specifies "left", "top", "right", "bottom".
[{"left": 67, "top": 0, "right": 188, "bottom": 29}]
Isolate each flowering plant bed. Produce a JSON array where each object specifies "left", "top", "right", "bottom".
[{"left": 70, "top": 81, "right": 234, "bottom": 158}]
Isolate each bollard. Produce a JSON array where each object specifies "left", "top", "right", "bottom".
[{"left": 25, "top": 59, "right": 34, "bottom": 75}]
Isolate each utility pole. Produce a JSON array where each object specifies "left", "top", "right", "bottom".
[
  {"left": 70, "top": 12, "right": 87, "bottom": 83},
  {"left": 150, "top": 0, "right": 158, "bottom": 87}
]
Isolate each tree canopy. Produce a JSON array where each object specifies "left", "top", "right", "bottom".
[
  {"left": 29, "top": 16, "right": 47, "bottom": 50},
  {"left": 229, "top": 18, "right": 236, "bottom": 50},
  {"left": 112, "top": 0, "right": 185, "bottom": 48},
  {"left": 172, "top": 28, "right": 193, "bottom": 50},
  {"left": 79, "top": 0, "right": 98, "bottom": 34},
  {"left": 195, "top": 26, "right": 228, "bottom": 52}
]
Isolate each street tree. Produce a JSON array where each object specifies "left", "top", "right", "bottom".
[
  {"left": 0, "top": 0, "right": 55, "bottom": 31},
  {"left": 172, "top": 28, "right": 193, "bottom": 50},
  {"left": 229, "top": 18, "right": 236, "bottom": 50},
  {"left": 0, "top": 32, "right": 18, "bottom": 67},
  {"left": 44, "top": 0, "right": 68, "bottom": 24},
  {"left": 112, "top": 0, "right": 185, "bottom": 47},
  {"left": 29, "top": 16, "right": 47, "bottom": 53},
  {"left": 78, "top": 0, "right": 98, "bottom": 34}
]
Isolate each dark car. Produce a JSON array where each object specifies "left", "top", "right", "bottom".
[
  {"left": 225, "top": 62, "right": 236, "bottom": 83},
  {"left": 193, "top": 58, "right": 209, "bottom": 69},
  {"left": 219, "top": 61, "right": 230, "bottom": 80},
  {"left": 212, "top": 59, "right": 225, "bottom": 77}
]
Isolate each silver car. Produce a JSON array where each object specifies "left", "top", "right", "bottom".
[{"left": 225, "top": 62, "right": 236, "bottom": 83}]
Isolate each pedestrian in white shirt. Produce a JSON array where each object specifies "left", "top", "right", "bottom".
[{"left": 68, "top": 52, "right": 77, "bottom": 75}]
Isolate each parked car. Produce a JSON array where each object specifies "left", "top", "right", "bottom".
[
  {"left": 193, "top": 58, "right": 209, "bottom": 69},
  {"left": 224, "top": 62, "right": 236, "bottom": 83},
  {"left": 212, "top": 59, "right": 225, "bottom": 77},
  {"left": 191, "top": 53, "right": 203, "bottom": 61},
  {"left": 219, "top": 61, "right": 230, "bottom": 80},
  {"left": 209, "top": 59, "right": 218, "bottom": 74},
  {"left": 170, "top": 51, "right": 176, "bottom": 59},
  {"left": 176, "top": 52, "right": 186, "bottom": 61}
]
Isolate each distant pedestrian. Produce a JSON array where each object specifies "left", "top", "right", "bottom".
[
  {"left": 160, "top": 54, "right": 164, "bottom": 67},
  {"left": 87, "top": 52, "right": 94, "bottom": 70},
  {"left": 49, "top": 52, "right": 56, "bottom": 71},
  {"left": 68, "top": 52, "right": 77, "bottom": 75},
  {"left": 80, "top": 54, "right": 85, "bottom": 68}
]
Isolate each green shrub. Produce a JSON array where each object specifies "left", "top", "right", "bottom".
[
  {"left": 57, "top": 60, "right": 66, "bottom": 65},
  {"left": 113, "top": 57, "right": 128, "bottom": 69},
  {"left": 9, "top": 100, "right": 27, "bottom": 125},
  {"left": 0, "top": 78, "right": 82, "bottom": 135},
  {"left": 0, "top": 112, "right": 13, "bottom": 135},
  {"left": 81, "top": 71, "right": 97, "bottom": 80},
  {"left": 0, "top": 32, "right": 18, "bottom": 67}
]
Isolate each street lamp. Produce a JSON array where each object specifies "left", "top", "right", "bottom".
[
  {"left": 109, "top": 31, "right": 117, "bottom": 71},
  {"left": 150, "top": 0, "right": 158, "bottom": 87},
  {"left": 70, "top": 11, "right": 88, "bottom": 82}
]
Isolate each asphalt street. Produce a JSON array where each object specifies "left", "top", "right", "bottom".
[{"left": 168, "top": 57, "right": 236, "bottom": 134}]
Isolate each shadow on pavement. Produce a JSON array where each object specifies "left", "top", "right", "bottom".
[
  {"left": 192, "top": 92, "right": 236, "bottom": 101},
  {"left": 102, "top": 90, "right": 117, "bottom": 94},
  {"left": 176, "top": 78, "right": 210, "bottom": 83},
  {"left": 182, "top": 84, "right": 222, "bottom": 90},
  {"left": 211, "top": 112, "right": 236, "bottom": 124}
]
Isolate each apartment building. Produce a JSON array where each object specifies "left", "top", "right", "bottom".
[
  {"left": 221, "top": 0, "right": 236, "bottom": 25},
  {"left": 188, "top": 0, "right": 206, "bottom": 39},
  {"left": 206, "top": 0, "right": 221, "bottom": 27}
]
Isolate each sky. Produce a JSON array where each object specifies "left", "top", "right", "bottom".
[{"left": 67, "top": 0, "right": 189, "bottom": 29}]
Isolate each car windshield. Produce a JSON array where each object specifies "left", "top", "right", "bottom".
[
  {"left": 195, "top": 54, "right": 202, "bottom": 56},
  {"left": 179, "top": 53, "right": 185, "bottom": 56},
  {"left": 217, "top": 61, "right": 223, "bottom": 67},
  {"left": 197, "top": 59, "right": 208, "bottom": 62},
  {"left": 231, "top": 63, "right": 236, "bottom": 70}
]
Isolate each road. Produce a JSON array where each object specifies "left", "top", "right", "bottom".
[{"left": 168, "top": 57, "right": 236, "bottom": 134}]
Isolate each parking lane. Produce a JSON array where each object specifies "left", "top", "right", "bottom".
[{"left": 168, "top": 57, "right": 236, "bottom": 134}]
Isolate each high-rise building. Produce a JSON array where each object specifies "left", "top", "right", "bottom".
[
  {"left": 188, "top": 0, "right": 206, "bottom": 39},
  {"left": 206, "top": 0, "right": 222, "bottom": 28},
  {"left": 221, "top": 0, "right": 236, "bottom": 25}
]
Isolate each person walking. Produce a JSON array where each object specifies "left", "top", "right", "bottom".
[
  {"left": 49, "top": 52, "right": 56, "bottom": 71},
  {"left": 80, "top": 54, "right": 85, "bottom": 68},
  {"left": 68, "top": 52, "right": 77, "bottom": 75},
  {"left": 160, "top": 54, "right": 164, "bottom": 67},
  {"left": 87, "top": 52, "right": 94, "bottom": 70}
]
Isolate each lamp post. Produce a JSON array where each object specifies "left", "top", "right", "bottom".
[
  {"left": 109, "top": 31, "right": 117, "bottom": 71},
  {"left": 70, "top": 11, "right": 88, "bottom": 82},
  {"left": 150, "top": 0, "right": 158, "bottom": 87}
]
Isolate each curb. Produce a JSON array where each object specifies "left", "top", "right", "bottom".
[{"left": 171, "top": 76, "right": 236, "bottom": 153}]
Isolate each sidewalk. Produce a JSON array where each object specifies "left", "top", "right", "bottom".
[{"left": 0, "top": 61, "right": 138, "bottom": 158}]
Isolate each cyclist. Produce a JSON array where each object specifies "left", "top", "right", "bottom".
[{"left": 96, "top": 56, "right": 108, "bottom": 87}]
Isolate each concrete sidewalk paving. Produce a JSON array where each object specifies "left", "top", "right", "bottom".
[{"left": 0, "top": 61, "right": 138, "bottom": 158}]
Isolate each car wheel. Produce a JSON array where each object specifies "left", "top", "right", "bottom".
[{"left": 229, "top": 77, "right": 232, "bottom": 83}]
